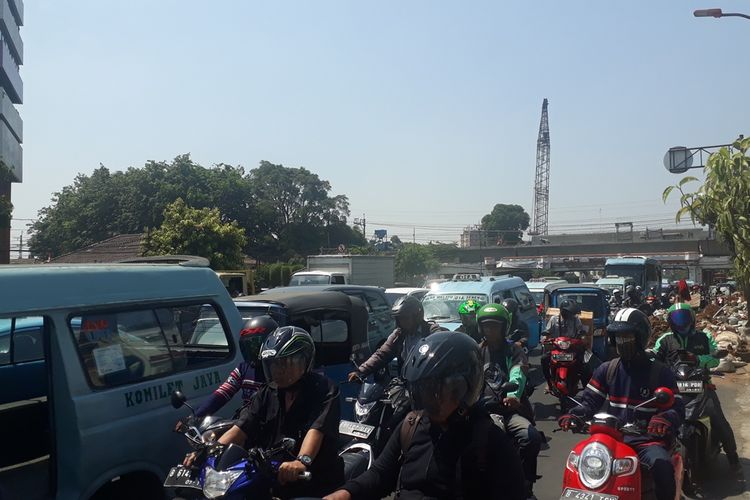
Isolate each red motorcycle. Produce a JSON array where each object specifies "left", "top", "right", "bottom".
[
  {"left": 543, "top": 336, "right": 586, "bottom": 411},
  {"left": 560, "top": 387, "right": 684, "bottom": 500}
]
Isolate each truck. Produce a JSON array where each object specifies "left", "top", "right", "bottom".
[{"left": 289, "top": 255, "right": 395, "bottom": 288}]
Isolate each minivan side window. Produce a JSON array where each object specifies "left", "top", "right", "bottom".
[
  {"left": 364, "top": 291, "right": 390, "bottom": 314},
  {"left": 512, "top": 287, "right": 535, "bottom": 311},
  {"left": 69, "top": 303, "right": 232, "bottom": 389},
  {"left": 0, "top": 316, "right": 45, "bottom": 365}
]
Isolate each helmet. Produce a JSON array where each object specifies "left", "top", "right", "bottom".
[
  {"left": 636, "top": 286, "right": 643, "bottom": 292},
  {"left": 501, "top": 298, "right": 519, "bottom": 316},
  {"left": 402, "top": 331, "right": 483, "bottom": 414},
  {"left": 625, "top": 285, "right": 636, "bottom": 294},
  {"left": 239, "top": 315, "right": 278, "bottom": 363},
  {"left": 667, "top": 303, "right": 695, "bottom": 336},
  {"left": 260, "top": 326, "right": 315, "bottom": 388},
  {"left": 391, "top": 295, "right": 424, "bottom": 320},
  {"left": 613, "top": 289, "right": 622, "bottom": 295},
  {"left": 458, "top": 299, "right": 481, "bottom": 316},
  {"left": 476, "top": 303, "right": 511, "bottom": 337},
  {"left": 606, "top": 307, "right": 651, "bottom": 350},
  {"left": 559, "top": 298, "right": 580, "bottom": 314}
]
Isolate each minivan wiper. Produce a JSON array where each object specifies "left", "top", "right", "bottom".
[{"left": 426, "top": 315, "right": 452, "bottom": 321}]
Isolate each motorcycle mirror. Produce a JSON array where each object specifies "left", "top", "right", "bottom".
[
  {"left": 653, "top": 387, "right": 675, "bottom": 409},
  {"left": 171, "top": 390, "right": 187, "bottom": 409},
  {"left": 500, "top": 382, "right": 519, "bottom": 394},
  {"left": 281, "top": 437, "right": 296, "bottom": 451}
]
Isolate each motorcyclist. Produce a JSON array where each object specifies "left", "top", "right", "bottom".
[
  {"left": 454, "top": 298, "right": 482, "bottom": 342},
  {"left": 476, "top": 304, "right": 541, "bottom": 499},
  {"left": 653, "top": 302, "right": 739, "bottom": 468},
  {"left": 501, "top": 297, "right": 530, "bottom": 348},
  {"left": 609, "top": 288, "right": 623, "bottom": 308},
  {"left": 186, "top": 326, "right": 345, "bottom": 498},
  {"left": 324, "top": 331, "right": 526, "bottom": 500},
  {"left": 540, "top": 298, "right": 593, "bottom": 389},
  {"left": 348, "top": 295, "right": 441, "bottom": 382},
  {"left": 180, "top": 316, "right": 276, "bottom": 426},
  {"left": 559, "top": 308, "right": 685, "bottom": 500},
  {"left": 622, "top": 285, "right": 642, "bottom": 308}
]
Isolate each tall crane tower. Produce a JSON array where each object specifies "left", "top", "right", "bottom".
[{"left": 531, "top": 98, "right": 550, "bottom": 236}]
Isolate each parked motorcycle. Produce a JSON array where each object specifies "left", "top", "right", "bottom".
[
  {"left": 560, "top": 387, "right": 683, "bottom": 500},
  {"left": 671, "top": 349, "right": 725, "bottom": 494},
  {"left": 164, "top": 391, "right": 310, "bottom": 499},
  {"left": 543, "top": 336, "right": 587, "bottom": 412}
]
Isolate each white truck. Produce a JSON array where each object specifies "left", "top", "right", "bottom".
[{"left": 289, "top": 255, "right": 395, "bottom": 288}]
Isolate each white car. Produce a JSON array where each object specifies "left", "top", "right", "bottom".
[{"left": 385, "top": 287, "right": 429, "bottom": 305}]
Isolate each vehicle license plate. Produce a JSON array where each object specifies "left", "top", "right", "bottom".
[
  {"left": 560, "top": 487, "right": 618, "bottom": 500},
  {"left": 677, "top": 380, "right": 704, "bottom": 393},
  {"left": 339, "top": 420, "right": 375, "bottom": 439},
  {"left": 552, "top": 353, "right": 576, "bottom": 362},
  {"left": 163, "top": 466, "right": 202, "bottom": 489}
]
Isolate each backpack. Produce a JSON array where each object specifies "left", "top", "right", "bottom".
[{"left": 398, "top": 409, "right": 493, "bottom": 498}]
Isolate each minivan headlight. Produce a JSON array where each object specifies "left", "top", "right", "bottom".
[
  {"left": 203, "top": 466, "right": 243, "bottom": 499},
  {"left": 578, "top": 442, "right": 611, "bottom": 490}
]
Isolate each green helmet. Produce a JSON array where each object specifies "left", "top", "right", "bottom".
[
  {"left": 458, "top": 299, "right": 481, "bottom": 316},
  {"left": 476, "top": 303, "right": 511, "bottom": 336}
]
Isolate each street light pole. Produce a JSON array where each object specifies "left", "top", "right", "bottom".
[{"left": 694, "top": 8, "right": 750, "bottom": 20}]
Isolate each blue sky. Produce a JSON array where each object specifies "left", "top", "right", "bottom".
[{"left": 10, "top": 1, "right": 749, "bottom": 247}]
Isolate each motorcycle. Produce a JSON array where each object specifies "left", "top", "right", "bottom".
[
  {"left": 560, "top": 387, "right": 684, "bottom": 500},
  {"left": 543, "top": 336, "right": 587, "bottom": 411},
  {"left": 671, "top": 349, "right": 725, "bottom": 494},
  {"left": 338, "top": 360, "right": 408, "bottom": 481},
  {"left": 164, "top": 391, "right": 310, "bottom": 499}
]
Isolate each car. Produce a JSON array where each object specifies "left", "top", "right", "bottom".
[
  {"left": 422, "top": 275, "right": 541, "bottom": 348},
  {"left": 384, "top": 287, "right": 429, "bottom": 305},
  {"left": 257, "top": 285, "right": 395, "bottom": 353},
  {"left": 0, "top": 260, "right": 243, "bottom": 500},
  {"left": 525, "top": 278, "right": 569, "bottom": 313}
]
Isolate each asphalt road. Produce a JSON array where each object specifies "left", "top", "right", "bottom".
[{"left": 527, "top": 353, "right": 749, "bottom": 500}]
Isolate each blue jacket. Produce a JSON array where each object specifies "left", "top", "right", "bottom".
[{"left": 571, "top": 357, "right": 684, "bottom": 445}]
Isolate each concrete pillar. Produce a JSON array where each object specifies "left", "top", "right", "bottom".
[{"left": 0, "top": 181, "right": 9, "bottom": 264}]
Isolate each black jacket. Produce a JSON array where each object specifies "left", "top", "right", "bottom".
[{"left": 342, "top": 407, "right": 525, "bottom": 499}]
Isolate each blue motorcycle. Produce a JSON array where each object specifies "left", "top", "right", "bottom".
[{"left": 164, "top": 391, "right": 310, "bottom": 499}]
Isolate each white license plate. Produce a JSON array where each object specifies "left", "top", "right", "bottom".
[
  {"left": 560, "top": 488, "right": 618, "bottom": 500},
  {"left": 339, "top": 420, "right": 375, "bottom": 439},
  {"left": 163, "top": 466, "right": 202, "bottom": 489},
  {"left": 677, "top": 381, "right": 704, "bottom": 393},
  {"left": 553, "top": 353, "right": 576, "bottom": 362}
]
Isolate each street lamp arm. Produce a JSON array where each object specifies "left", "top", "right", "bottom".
[{"left": 721, "top": 12, "right": 750, "bottom": 20}]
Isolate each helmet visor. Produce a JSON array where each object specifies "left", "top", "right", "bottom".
[
  {"left": 408, "top": 374, "right": 467, "bottom": 416},
  {"left": 262, "top": 354, "right": 308, "bottom": 388},
  {"left": 479, "top": 318, "right": 508, "bottom": 338},
  {"left": 669, "top": 308, "right": 694, "bottom": 335},
  {"left": 239, "top": 334, "right": 265, "bottom": 363}
]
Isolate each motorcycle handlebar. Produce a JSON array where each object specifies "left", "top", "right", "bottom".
[{"left": 299, "top": 471, "right": 312, "bottom": 481}]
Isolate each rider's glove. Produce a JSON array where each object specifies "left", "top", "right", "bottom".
[
  {"left": 647, "top": 414, "right": 672, "bottom": 437},
  {"left": 558, "top": 414, "right": 580, "bottom": 431}
]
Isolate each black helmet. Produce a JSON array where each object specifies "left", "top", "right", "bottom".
[
  {"left": 559, "top": 298, "right": 580, "bottom": 314},
  {"left": 239, "top": 315, "right": 278, "bottom": 363},
  {"left": 501, "top": 298, "right": 519, "bottom": 316},
  {"left": 260, "top": 326, "right": 315, "bottom": 388},
  {"left": 606, "top": 307, "right": 651, "bottom": 349},
  {"left": 625, "top": 285, "right": 636, "bottom": 294},
  {"left": 391, "top": 295, "right": 424, "bottom": 320},
  {"left": 402, "top": 331, "right": 483, "bottom": 415}
]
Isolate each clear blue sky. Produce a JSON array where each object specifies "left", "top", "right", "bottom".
[{"left": 10, "top": 0, "right": 749, "bottom": 247}]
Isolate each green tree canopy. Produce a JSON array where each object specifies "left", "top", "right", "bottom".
[
  {"left": 663, "top": 135, "right": 750, "bottom": 303},
  {"left": 395, "top": 243, "right": 440, "bottom": 285},
  {"left": 480, "top": 204, "right": 530, "bottom": 245},
  {"left": 142, "top": 198, "right": 247, "bottom": 269}
]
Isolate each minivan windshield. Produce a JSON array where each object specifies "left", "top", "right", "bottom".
[{"left": 422, "top": 294, "right": 487, "bottom": 322}]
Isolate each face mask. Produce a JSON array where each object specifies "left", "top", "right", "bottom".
[{"left": 615, "top": 335, "right": 638, "bottom": 362}]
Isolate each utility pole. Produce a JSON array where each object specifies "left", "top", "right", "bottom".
[
  {"left": 353, "top": 214, "right": 367, "bottom": 241},
  {"left": 531, "top": 98, "right": 551, "bottom": 236},
  {"left": 18, "top": 233, "right": 22, "bottom": 259}
]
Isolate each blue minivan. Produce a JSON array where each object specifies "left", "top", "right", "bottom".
[
  {"left": 422, "top": 275, "right": 542, "bottom": 348},
  {"left": 546, "top": 283, "right": 611, "bottom": 361}
]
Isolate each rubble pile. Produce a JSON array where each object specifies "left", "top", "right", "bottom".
[{"left": 697, "top": 293, "right": 748, "bottom": 372}]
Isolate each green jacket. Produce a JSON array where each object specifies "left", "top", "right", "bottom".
[
  {"left": 480, "top": 341, "right": 528, "bottom": 400},
  {"left": 653, "top": 330, "right": 719, "bottom": 370}
]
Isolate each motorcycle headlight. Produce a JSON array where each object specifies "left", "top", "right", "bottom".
[
  {"left": 578, "top": 442, "right": 611, "bottom": 490},
  {"left": 566, "top": 451, "right": 579, "bottom": 472},
  {"left": 355, "top": 401, "right": 376, "bottom": 421},
  {"left": 613, "top": 457, "right": 636, "bottom": 476},
  {"left": 203, "top": 466, "right": 243, "bottom": 499},
  {"left": 556, "top": 340, "right": 571, "bottom": 350}
]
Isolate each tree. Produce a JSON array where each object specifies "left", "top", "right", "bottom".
[
  {"left": 395, "top": 243, "right": 440, "bottom": 285},
  {"left": 142, "top": 198, "right": 247, "bottom": 269},
  {"left": 480, "top": 204, "right": 531, "bottom": 245},
  {"left": 663, "top": 135, "right": 750, "bottom": 306}
]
